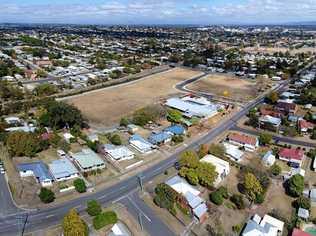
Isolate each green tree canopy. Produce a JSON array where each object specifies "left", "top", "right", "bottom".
[
  {"left": 259, "top": 132, "right": 273, "bottom": 146},
  {"left": 179, "top": 150, "right": 199, "bottom": 169},
  {"left": 167, "top": 109, "right": 182, "bottom": 123},
  {"left": 34, "top": 83, "right": 58, "bottom": 97},
  {"left": 208, "top": 143, "right": 226, "bottom": 158},
  {"left": 74, "top": 179, "right": 87, "bottom": 193},
  {"left": 38, "top": 187, "right": 55, "bottom": 203},
  {"left": 86, "top": 200, "right": 102, "bottom": 216},
  {"left": 287, "top": 174, "right": 304, "bottom": 197},
  {"left": 196, "top": 162, "right": 218, "bottom": 188},
  {"left": 244, "top": 173, "right": 263, "bottom": 202}
]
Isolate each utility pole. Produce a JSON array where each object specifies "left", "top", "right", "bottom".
[
  {"left": 21, "top": 213, "right": 28, "bottom": 236},
  {"left": 138, "top": 213, "right": 144, "bottom": 231},
  {"left": 137, "top": 174, "right": 143, "bottom": 191}
]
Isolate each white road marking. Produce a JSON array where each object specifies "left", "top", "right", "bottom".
[{"left": 127, "top": 196, "right": 151, "bottom": 222}]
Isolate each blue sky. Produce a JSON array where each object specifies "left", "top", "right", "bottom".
[{"left": 1, "top": 0, "right": 316, "bottom": 25}]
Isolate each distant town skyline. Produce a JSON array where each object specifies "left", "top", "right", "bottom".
[{"left": 1, "top": 0, "right": 316, "bottom": 25}]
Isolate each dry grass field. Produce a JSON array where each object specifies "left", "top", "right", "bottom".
[
  {"left": 186, "top": 73, "right": 258, "bottom": 102},
  {"left": 66, "top": 68, "right": 203, "bottom": 126}
]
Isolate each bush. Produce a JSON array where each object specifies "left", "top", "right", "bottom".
[
  {"left": 109, "top": 134, "right": 122, "bottom": 145},
  {"left": 93, "top": 211, "right": 118, "bottom": 230},
  {"left": 294, "top": 196, "right": 311, "bottom": 210},
  {"left": 210, "top": 191, "right": 224, "bottom": 205},
  {"left": 255, "top": 193, "right": 265, "bottom": 204},
  {"left": 38, "top": 187, "right": 55, "bottom": 203},
  {"left": 269, "top": 164, "right": 281, "bottom": 176},
  {"left": 74, "top": 179, "right": 87, "bottom": 193},
  {"left": 86, "top": 200, "right": 102, "bottom": 216},
  {"left": 232, "top": 224, "right": 242, "bottom": 233},
  {"left": 230, "top": 194, "right": 245, "bottom": 209},
  {"left": 217, "top": 186, "right": 229, "bottom": 199},
  {"left": 172, "top": 135, "right": 184, "bottom": 144}
]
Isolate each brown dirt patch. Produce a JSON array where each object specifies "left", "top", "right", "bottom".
[
  {"left": 186, "top": 73, "right": 258, "bottom": 102},
  {"left": 66, "top": 68, "right": 202, "bottom": 126}
]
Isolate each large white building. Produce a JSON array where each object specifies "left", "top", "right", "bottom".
[
  {"left": 200, "top": 154, "right": 230, "bottom": 186},
  {"left": 100, "top": 144, "right": 135, "bottom": 161}
]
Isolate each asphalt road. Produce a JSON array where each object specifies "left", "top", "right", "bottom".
[
  {"left": 119, "top": 192, "right": 175, "bottom": 236},
  {"left": 0, "top": 175, "right": 21, "bottom": 217},
  {"left": 0, "top": 75, "right": 290, "bottom": 235}
]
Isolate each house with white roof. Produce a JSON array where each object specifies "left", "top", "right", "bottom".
[
  {"left": 100, "top": 144, "right": 135, "bottom": 161},
  {"left": 242, "top": 214, "right": 284, "bottom": 236},
  {"left": 200, "top": 154, "right": 230, "bottom": 186},
  {"left": 129, "top": 134, "right": 153, "bottom": 154},
  {"left": 72, "top": 149, "right": 105, "bottom": 172},
  {"left": 48, "top": 158, "right": 79, "bottom": 182},
  {"left": 165, "top": 176, "right": 208, "bottom": 222},
  {"left": 223, "top": 142, "right": 244, "bottom": 162},
  {"left": 262, "top": 151, "right": 276, "bottom": 166}
]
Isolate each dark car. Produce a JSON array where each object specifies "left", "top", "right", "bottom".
[{"left": 174, "top": 161, "right": 181, "bottom": 170}]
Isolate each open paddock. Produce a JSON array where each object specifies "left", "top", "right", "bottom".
[
  {"left": 186, "top": 73, "right": 258, "bottom": 102},
  {"left": 66, "top": 68, "right": 203, "bottom": 126}
]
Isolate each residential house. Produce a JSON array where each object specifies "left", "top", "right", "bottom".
[
  {"left": 108, "top": 222, "right": 131, "bottom": 236},
  {"left": 276, "top": 100, "right": 298, "bottom": 115},
  {"left": 262, "top": 151, "right": 276, "bottom": 166},
  {"left": 227, "top": 133, "right": 259, "bottom": 152},
  {"left": 163, "top": 124, "right": 186, "bottom": 136},
  {"left": 72, "top": 149, "right": 105, "bottom": 172},
  {"left": 17, "top": 161, "right": 53, "bottom": 186},
  {"left": 148, "top": 132, "right": 172, "bottom": 145},
  {"left": 278, "top": 148, "right": 304, "bottom": 168},
  {"left": 259, "top": 115, "right": 281, "bottom": 132},
  {"left": 223, "top": 142, "right": 244, "bottom": 162},
  {"left": 242, "top": 214, "right": 284, "bottom": 236},
  {"left": 297, "top": 208, "right": 309, "bottom": 220},
  {"left": 129, "top": 134, "right": 153, "bottom": 154},
  {"left": 165, "top": 176, "right": 208, "bottom": 223},
  {"left": 200, "top": 154, "right": 230, "bottom": 186},
  {"left": 100, "top": 144, "right": 135, "bottom": 161},
  {"left": 298, "top": 119, "right": 314, "bottom": 134},
  {"left": 49, "top": 158, "right": 79, "bottom": 182},
  {"left": 291, "top": 228, "right": 311, "bottom": 236}
]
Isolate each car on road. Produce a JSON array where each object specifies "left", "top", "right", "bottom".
[{"left": 174, "top": 161, "right": 181, "bottom": 170}]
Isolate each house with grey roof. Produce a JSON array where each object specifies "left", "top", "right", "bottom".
[
  {"left": 72, "top": 149, "right": 105, "bottom": 172},
  {"left": 49, "top": 158, "right": 79, "bottom": 182}
]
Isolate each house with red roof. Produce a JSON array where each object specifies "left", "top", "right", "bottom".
[
  {"left": 298, "top": 119, "right": 314, "bottom": 134},
  {"left": 279, "top": 148, "right": 304, "bottom": 168},
  {"left": 227, "top": 133, "right": 259, "bottom": 152},
  {"left": 292, "top": 228, "right": 311, "bottom": 236}
]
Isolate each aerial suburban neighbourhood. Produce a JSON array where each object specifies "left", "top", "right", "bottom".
[{"left": 1, "top": 1, "right": 316, "bottom": 236}]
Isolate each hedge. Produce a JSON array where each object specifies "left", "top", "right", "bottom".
[{"left": 93, "top": 211, "right": 118, "bottom": 230}]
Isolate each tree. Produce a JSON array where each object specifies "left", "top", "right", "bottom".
[
  {"left": 198, "top": 144, "right": 209, "bottom": 158},
  {"left": 294, "top": 196, "right": 311, "bottom": 210},
  {"left": 93, "top": 211, "right": 118, "bottom": 230},
  {"left": 6, "top": 131, "right": 42, "bottom": 157},
  {"left": 34, "top": 83, "right": 58, "bottom": 96},
  {"left": 62, "top": 209, "right": 88, "bottom": 236},
  {"left": 74, "top": 179, "right": 87, "bottom": 193},
  {"left": 38, "top": 187, "right": 55, "bottom": 203},
  {"left": 196, "top": 162, "right": 218, "bottom": 188},
  {"left": 167, "top": 109, "right": 182, "bottom": 123},
  {"left": 184, "top": 168, "right": 199, "bottom": 185},
  {"left": 266, "top": 91, "right": 279, "bottom": 104},
  {"left": 179, "top": 150, "right": 199, "bottom": 169},
  {"left": 109, "top": 134, "right": 122, "bottom": 145},
  {"left": 287, "top": 174, "right": 304, "bottom": 197},
  {"left": 244, "top": 173, "right": 263, "bottom": 202},
  {"left": 208, "top": 143, "right": 225, "bottom": 158},
  {"left": 210, "top": 191, "right": 224, "bottom": 205},
  {"left": 119, "top": 117, "right": 129, "bottom": 127},
  {"left": 86, "top": 200, "right": 102, "bottom": 216},
  {"left": 230, "top": 194, "right": 245, "bottom": 209},
  {"left": 269, "top": 164, "right": 281, "bottom": 176},
  {"left": 259, "top": 132, "right": 273, "bottom": 146},
  {"left": 39, "top": 101, "right": 84, "bottom": 129}
]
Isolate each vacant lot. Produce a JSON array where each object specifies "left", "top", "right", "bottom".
[
  {"left": 186, "top": 73, "right": 258, "bottom": 102},
  {"left": 67, "top": 68, "right": 202, "bottom": 126}
]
